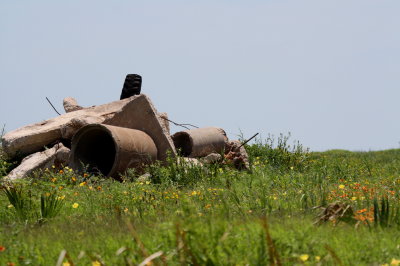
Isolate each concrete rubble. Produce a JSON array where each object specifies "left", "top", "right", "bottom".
[
  {"left": 224, "top": 140, "right": 250, "bottom": 170},
  {"left": 63, "top": 97, "right": 84, "bottom": 113},
  {"left": 5, "top": 143, "right": 70, "bottom": 181},
  {"left": 1, "top": 92, "right": 250, "bottom": 180},
  {"left": 2, "top": 94, "right": 175, "bottom": 160},
  {"left": 200, "top": 153, "right": 222, "bottom": 164}
]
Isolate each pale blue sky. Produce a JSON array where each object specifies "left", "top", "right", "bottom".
[{"left": 1, "top": 1, "right": 399, "bottom": 151}]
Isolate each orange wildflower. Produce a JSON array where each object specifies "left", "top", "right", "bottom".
[{"left": 357, "top": 208, "right": 367, "bottom": 214}]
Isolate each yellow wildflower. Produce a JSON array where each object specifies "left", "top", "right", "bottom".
[
  {"left": 351, "top": 197, "right": 357, "bottom": 201},
  {"left": 299, "top": 254, "right": 309, "bottom": 262},
  {"left": 391, "top": 258, "right": 400, "bottom": 266},
  {"left": 71, "top": 176, "right": 77, "bottom": 182},
  {"left": 79, "top": 182, "right": 86, "bottom": 187},
  {"left": 315, "top": 256, "right": 321, "bottom": 262},
  {"left": 92, "top": 261, "right": 101, "bottom": 266},
  {"left": 339, "top": 184, "right": 345, "bottom": 189},
  {"left": 72, "top": 203, "right": 79, "bottom": 208},
  {"left": 63, "top": 262, "right": 71, "bottom": 266}
]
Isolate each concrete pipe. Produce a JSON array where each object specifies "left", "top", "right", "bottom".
[
  {"left": 71, "top": 124, "right": 157, "bottom": 179},
  {"left": 172, "top": 127, "right": 228, "bottom": 158}
]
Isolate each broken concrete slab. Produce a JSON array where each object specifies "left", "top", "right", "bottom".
[
  {"left": 200, "top": 153, "right": 222, "bottom": 164},
  {"left": 2, "top": 94, "right": 176, "bottom": 161},
  {"left": 180, "top": 157, "right": 203, "bottom": 167},
  {"left": 63, "top": 97, "right": 84, "bottom": 113},
  {"left": 2, "top": 97, "right": 131, "bottom": 157},
  {"left": 60, "top": 115, "right": 104, "bottom": 140},
  {"left": 103, "top": 95, "right": 176, "bottom": 161},
  {"left": 5, "top": 143, "right": 70, "bottom": 181},
  {"left": 157, "top": 112, "right": 170, "bottom": 135},
  {"left": 137, "top": 173, "right": 151, "bottom": 183}
]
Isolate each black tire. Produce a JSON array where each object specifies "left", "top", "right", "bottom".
[{"left": 120, "top": 74, "right": 142, "bottom": 100}]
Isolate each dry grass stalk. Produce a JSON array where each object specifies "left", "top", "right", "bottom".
[{"left": 261, "top": 216, "right": 282, "bottom": 266}]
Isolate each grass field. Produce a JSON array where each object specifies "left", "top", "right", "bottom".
[{"left": 1, "top": 135, "right": 400, "bottom": 265}]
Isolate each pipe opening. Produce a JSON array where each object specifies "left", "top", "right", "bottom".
[
  {"left": 172, "top": 132, "right": 192, "bottom": 157},
  {"left": 73, "top": 128, "right": 116, "bottom": 176}
]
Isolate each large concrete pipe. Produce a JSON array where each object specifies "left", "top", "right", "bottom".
[
  {"left": 171, "top": 127, "right": 228, "bottom": 158},
  {"left": 71, "top": 124, "right": 157, "bottom": 179}
]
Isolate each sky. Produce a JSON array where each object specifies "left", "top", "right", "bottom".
[{"left": 1, "top": 1, "right": 399, "bottom": 151}]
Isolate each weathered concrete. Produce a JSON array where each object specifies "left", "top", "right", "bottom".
[
  {"left": 224, "top": 140, "right": 250, "bottom": 170},
  {"left": 201, "top": 153, "right": 222, "bottom": 164},
  {"left": 60, "top": 115, "right": 104, "bottom": 139},
  {"left": 2, "top": 94, "right": 176, "bottom": 161},
  {"left": 172, "top": 127, "right": 228, "bottom": 158},
  {"left": 103, "top": 95, "right": 176, "bottom": 161},
  {"left": 158, "top": 112, "right": 170, "bottom": 135},
  {"left": 5, "top": 143, "right": 70, "bottom": 180},
  {"left": 180, "top": 157, "right": 203, "bottom": 167},
  {"left": 71, "top": 124, "right": 158, "bottom": 179},
  {"left": 63, "top": 97, "right": 84, "bottom": 113},
  {"left": 137, "top": 173, "right": 151, "bottom": 182}
]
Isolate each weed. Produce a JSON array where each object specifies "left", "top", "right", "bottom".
[
  {"left": 2, "top": 185, "right": 34, "bottom": 221},
  {"left": 40, "top": 193, "right": 64, "bottom": 221},
  {"left": 246, "top": 133, "right": 311, "bottom": 171}
]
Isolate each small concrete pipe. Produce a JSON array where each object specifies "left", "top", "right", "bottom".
[
  {"left": 172, "top": 127, "right": 228, "bottom": 158},
  {"left": 71, "top": 124, "right": 157, "bottom": 179}
]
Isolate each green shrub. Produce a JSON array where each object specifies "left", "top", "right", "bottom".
[{"left": 245, "top": 133, "right": 311, "bottom": 171}]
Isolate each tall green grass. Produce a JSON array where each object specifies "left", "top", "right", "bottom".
[{"left": 1, "top": 135, "right": 400, "bottom": 265}]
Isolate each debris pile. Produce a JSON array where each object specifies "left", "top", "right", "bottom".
[{"left": 1, "top": 75, "right": 250, "bottom": 181}]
